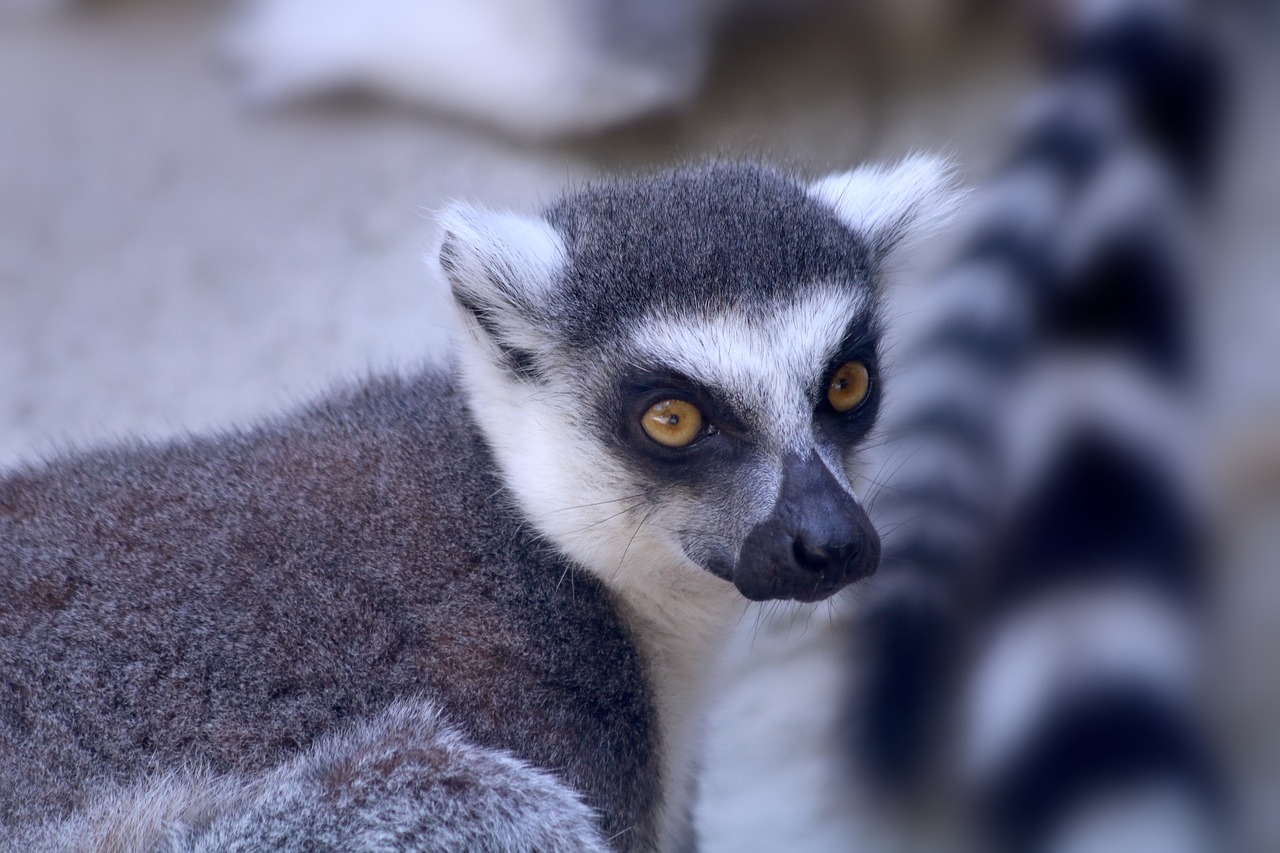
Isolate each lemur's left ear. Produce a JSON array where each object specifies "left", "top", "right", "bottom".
[
  {"left": 435, "top": 203, "right": 566, "bottom": 380},
  {"left": 808, "top": 154, "right": 965, "bottom": 268}
]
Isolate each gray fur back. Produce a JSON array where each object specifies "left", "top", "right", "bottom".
[
  {"left": 16, "top": 701, "right": 610, "bottom": 852},
  {"left": 0, "top": 368, "right": 660, "bottom": 849}
]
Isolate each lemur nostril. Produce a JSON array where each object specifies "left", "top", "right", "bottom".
[{"left": 792, "top": 538, "right": 834, "bottom": 574}]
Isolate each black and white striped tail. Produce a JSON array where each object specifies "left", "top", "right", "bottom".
[{"left": 844, "top": 1, "right": 1229, "bottom": 848}]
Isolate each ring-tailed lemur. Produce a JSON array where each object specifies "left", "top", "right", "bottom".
[
  {"left": 0, "top": 157, "right": 960, "bottom": 851},
  {"left": 844, "top": 1, "right": 1227, "bottom": 850}
]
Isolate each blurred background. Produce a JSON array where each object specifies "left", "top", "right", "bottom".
[{"left": 0, "top": 0, "right": 1276, "bottom": 851}]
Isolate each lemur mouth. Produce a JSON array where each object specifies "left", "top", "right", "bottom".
[{"left": 731, "top": 452, "right": 881, "bottom": 602}]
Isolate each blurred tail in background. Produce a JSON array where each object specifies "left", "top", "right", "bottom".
[
  {"left": 218, "top": 0, "right": 721, "bottom": 138},
  {"left": 204, "top": 0, "right": 984, "bottom": 139},
  {"left": 844, "top": 0, "right": 1230, "bottom": 849}
]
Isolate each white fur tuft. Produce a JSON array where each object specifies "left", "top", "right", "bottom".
[
  {"left": 435, "top": 203, "right": 566, "bottom": 299},
  {"left": 808, "top": 153, "right": 966, "bottom": 266},
  {"left": 434, "top": 203, "right": 567, "bottom": 365}
]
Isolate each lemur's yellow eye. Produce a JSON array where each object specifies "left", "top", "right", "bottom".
[
  {"left": 641, "top": 400, "right": 704, "bottom": 448},
  {"left": 827, "top": 361, "right": 871, "bottom": 413}
]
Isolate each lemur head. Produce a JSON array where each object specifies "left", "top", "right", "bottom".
[{"left": 438, "top": 158, "right": 960, "bottom": 604}]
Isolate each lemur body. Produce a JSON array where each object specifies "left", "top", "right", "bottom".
[
  {"left": 2, "top": 372, "right": 654, "bottom": 850},
  {"left": 0, "top": 160, "right": 957, "bottom": 850}
]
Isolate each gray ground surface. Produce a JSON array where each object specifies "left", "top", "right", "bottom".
[{"left": 1, "top": 3, "right": 1277, "bottom": 850}]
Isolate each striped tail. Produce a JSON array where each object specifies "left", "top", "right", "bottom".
[{"left": 843, "top": 2, "right": 1228, "bottom": 849}]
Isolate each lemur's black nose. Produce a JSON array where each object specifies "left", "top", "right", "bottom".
[
  {"left": 734, "top": 452, "right": 880, "bottom": 602},
  {"left": 791, "top": 536, "right": 859, "bottom": 576}
]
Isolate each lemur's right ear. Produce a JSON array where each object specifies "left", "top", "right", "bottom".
[
  {"left": 808, "top": 154, "right": 966, "bottom": 272},
  {"left": 436, "top": 203, "right": 566, "bottom": 381}
]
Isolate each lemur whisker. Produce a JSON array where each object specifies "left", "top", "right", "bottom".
[
  {"left": 558, "top": 501, "right": 646, "bottom": 538},
  {"left": 875, "top": 510, "right": 932, "bottom": 533},
  {"left": 851, "top": 471, "right": 915, "bottom": 493},
  {"left": 546, "top": 493, "right": 647, "bottom": 514},
  {"left": 605, "top": 825, "right": 636, "bottom": 843},
  {"left": 747, "top": 606, "right": 766, "bottom": 651},
  {"left": 866, "top": 443, "right": 934, "bottom": 513},
  {"left": 611, "top": 507, "right": 657, "bottom": 587}
]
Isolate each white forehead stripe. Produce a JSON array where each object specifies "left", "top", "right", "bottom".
[{"left": 628, "top": 286, "right": 869, "bottom": 448}]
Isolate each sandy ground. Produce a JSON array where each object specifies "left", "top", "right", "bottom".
[{"left": 1, "top": 3, "right": 1277, "bottom": 850}]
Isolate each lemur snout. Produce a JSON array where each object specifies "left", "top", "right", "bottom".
[{"left": 734, "top": 452, "right": 880, "bottom": 602}]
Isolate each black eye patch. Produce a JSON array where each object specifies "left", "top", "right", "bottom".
[
  {"left": 594, "top": 367, "right": 751, "bottom": 483},
  {"left": 814, "top": 317, "right": 884, "bottom": 441},
  {"left": 619, "top": 368, "right": 749, "bottom": 438}
]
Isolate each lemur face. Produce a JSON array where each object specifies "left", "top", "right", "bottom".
[
  {"left": 588, "top": 284, "right": 884, "bottom": 602},
  {"left": 440, "top": 159, "right": 959, "bottom": 603}
]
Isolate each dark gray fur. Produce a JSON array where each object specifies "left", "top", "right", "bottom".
[
  {"left": 14, "top": 700, "right": 612, "bottom": 852},
  {"left": 0, "top": 373, "right": 655, "bottom": 850},
  {"left": 543, "top": 164, "right": 874, "bottom": 350}
]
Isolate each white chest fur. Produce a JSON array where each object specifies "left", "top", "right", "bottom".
[{"left": 610, "top": 559, "right": 749, "bottom": 850}]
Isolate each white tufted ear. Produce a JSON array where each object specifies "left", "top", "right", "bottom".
[
  {"left": 808, "top": 154, "right": 966, "bottom": 267},
  {"left": 435, "top": 203, "right": 567, "bottom": 379}
]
